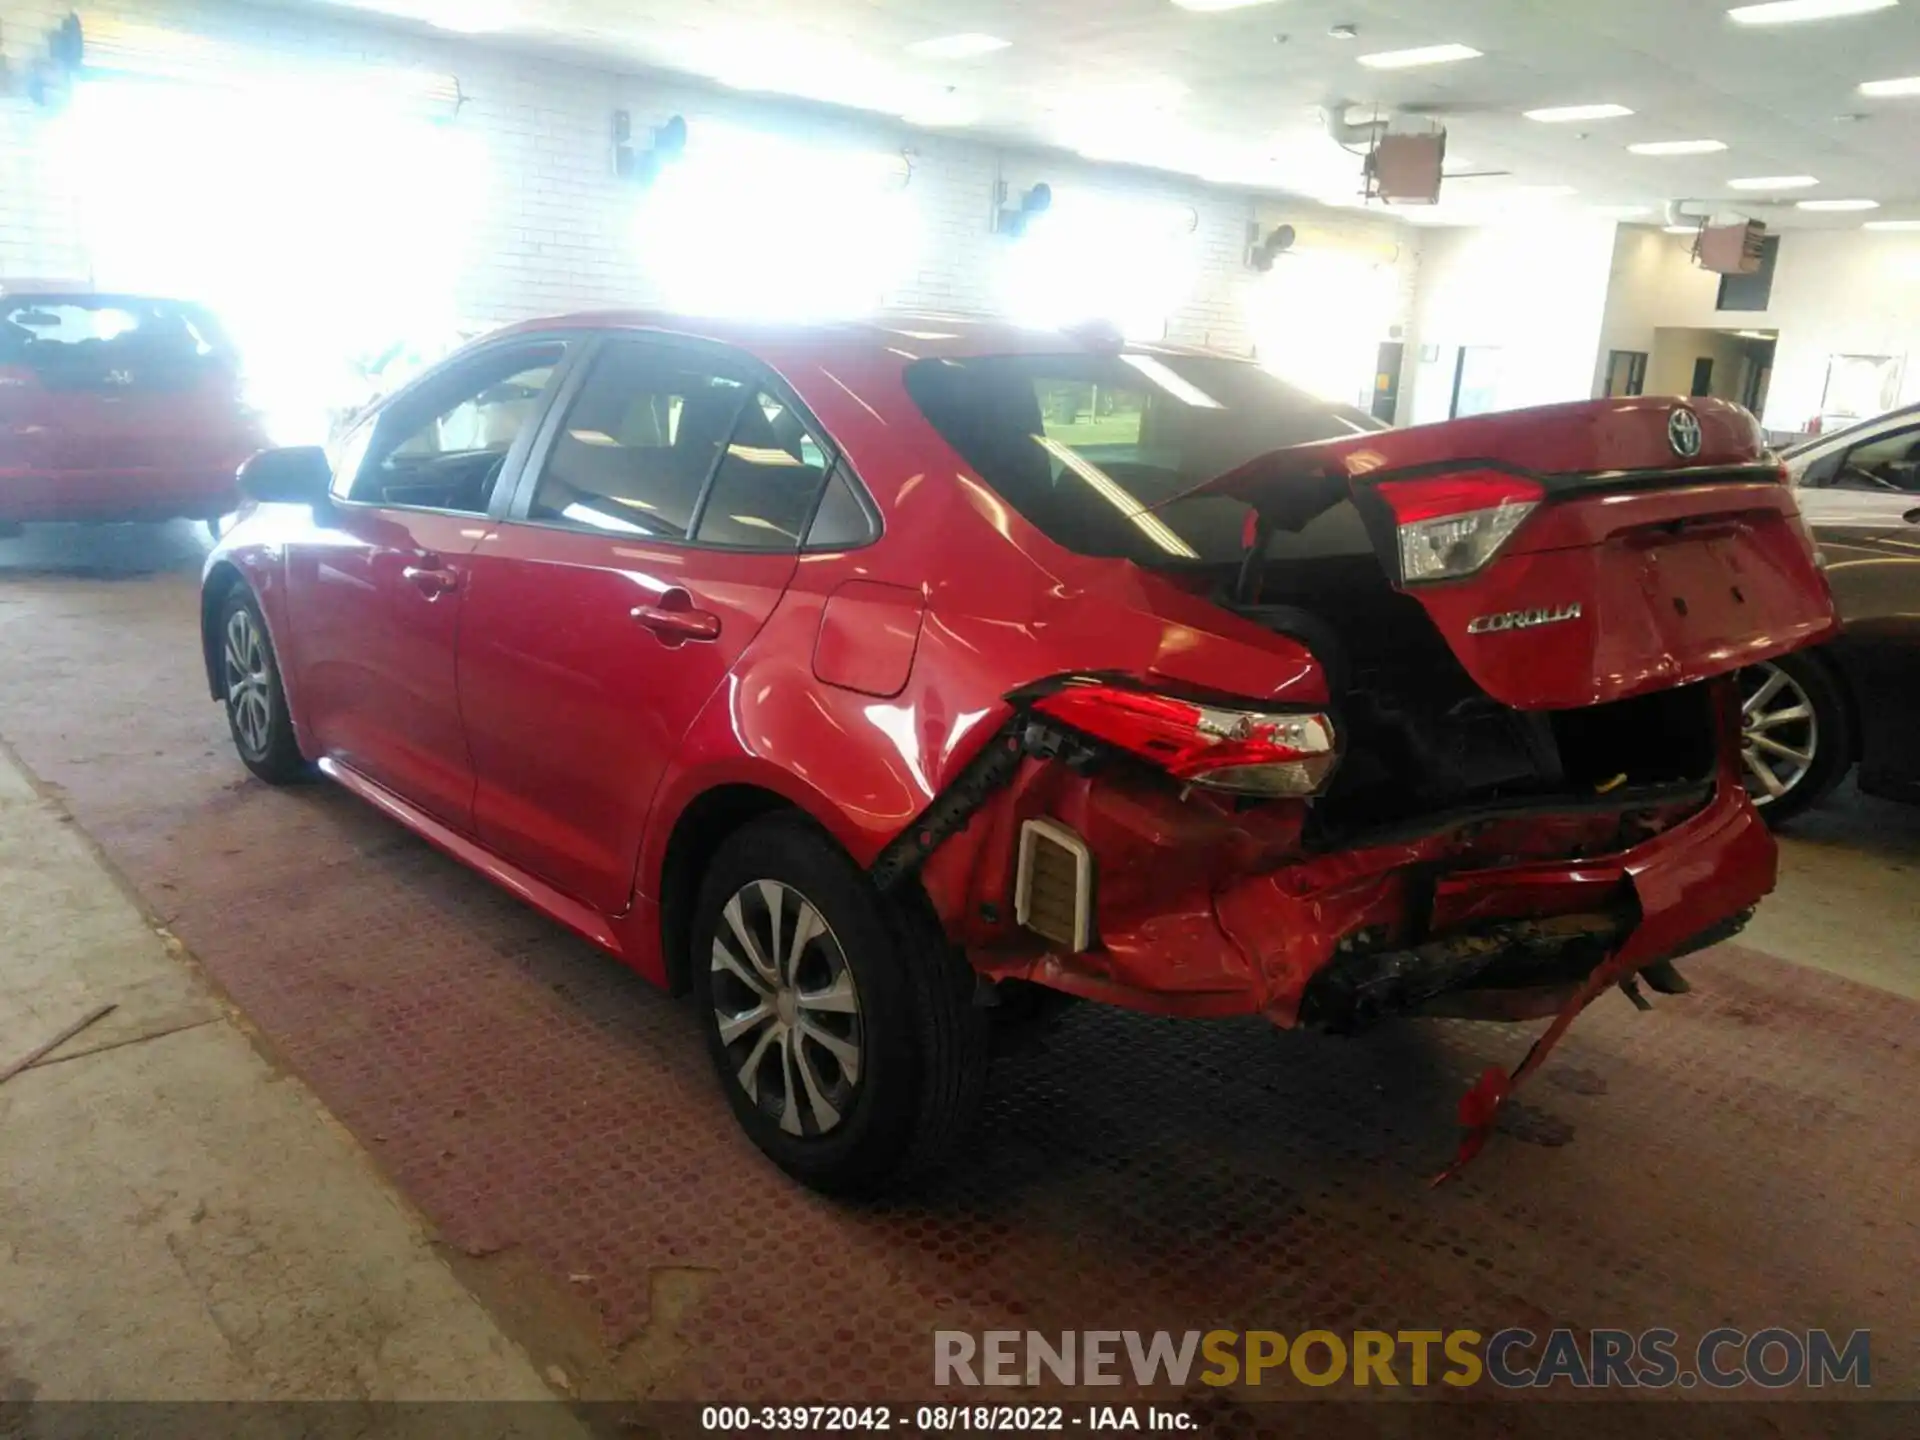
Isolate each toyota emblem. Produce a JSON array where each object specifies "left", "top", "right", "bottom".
[{"left": 1668, "top": 407, "right": 1703, "bottom": 459}]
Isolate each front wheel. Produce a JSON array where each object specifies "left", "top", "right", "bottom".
[
  {"left": 691, "top": 815, "right": 989, "bottom": 1195},
  {"left": 1738, "top": 651, "right": 1849, "bottom": 825},
  {"left": 218, "top": 586, "right": 308, "bottom": 785}
]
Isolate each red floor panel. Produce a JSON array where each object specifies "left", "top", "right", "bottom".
[{"left": 0, "top": 557, "right": 1913, "bottom": 1418}]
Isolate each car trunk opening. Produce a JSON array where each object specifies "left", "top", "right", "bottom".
[{"left": 907, "top": 356, "right": 1834, "bottom": 842}]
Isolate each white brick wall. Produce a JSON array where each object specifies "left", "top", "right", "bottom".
[{"left": 0, "top": 0, "right": 1416, "bottom": 367}]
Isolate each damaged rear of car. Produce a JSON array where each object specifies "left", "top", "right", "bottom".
[{"left": 881, "top": 349, "right": 1834, "bottom": 1174}]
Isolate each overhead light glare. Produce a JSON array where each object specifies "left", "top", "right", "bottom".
[
  {"left": 1664, "top": 224, "right": 1701, "bottom": 234},
  {"left": 1728, "top": 0, "right": 1897, "bottom": 24},
  {"left": 1728, "top": 174, "right": 1819, "bottom": 189},
  {"left": 1859, "top": 74, "right": 1920, "bottom": 96},
  {"left": 905, "top": 33, "right": 1010, "bottom": 59},
  {"left": 1357, "top": 43, "right": 1483, "bottom": 69},
  {"left": 1628, "top": 139, "right": 1729, "bottom": 155},
  {"left": 1864, "top": 218, "right": 1920, "bottom": 229},
  {"left": 1524, "top": 103, "right": 1634, "bottom": 122},
  {"left": 1798, "top": 197, "right": 1880, "bottom": 209},
  {"left": 1734, "top": 330, "right": 1776, "bottom": 339},
  {"left": 900, "top": 94, "right": 979, "bottom": 127},
  {"left": 1169, "top": 0, "right": 1283, "bottom": 10}
]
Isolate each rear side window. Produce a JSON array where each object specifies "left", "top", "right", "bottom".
[
  {"left": 528, "top": 344, "right": 749, "bottom": 538},
  {"left": 903, "top": 353, "right": 1381, "bottom": 566},
  {"left": 691, "top": 390, "right": 832, "bottom": 548},
  {"left": 0, "top": 294, "right": 235, "bottom": 389}
]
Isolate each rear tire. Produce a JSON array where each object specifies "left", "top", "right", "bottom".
[
  {"left": 691, "top": 814, "right": 989, "bottom": 1196},
  {"left": 218, "top": 586, "right": 308, "bottom": 785},
  {"left": 1739, "top": 650, "right": 1849, "bottom": 826}
]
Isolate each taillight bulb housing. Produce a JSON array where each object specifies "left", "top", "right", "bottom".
[
  {"left": 1375, "top": 470, "right": 1543, "bottom": 584},
  {"left": 1028, "top": 682, "right": 1338, "bottom": 798}
]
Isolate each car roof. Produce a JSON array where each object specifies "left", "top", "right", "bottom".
[
  {"left": 485, "top": 309, "right": 1235, "bottom": 363},
  {"left": 1784, "top": 401, "right": 1920, "bottom": 457}
]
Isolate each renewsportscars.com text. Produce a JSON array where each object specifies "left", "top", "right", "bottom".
[{"left": 934, "top": 1327, "right": 1871, "bottom": 1390}]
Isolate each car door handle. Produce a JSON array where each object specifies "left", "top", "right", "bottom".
[
  {"left": 402, "top": 564, "right": 459, "bottom": 598},
  {"left": 631, "top": 603, "right": 721, "bottom": 643}
]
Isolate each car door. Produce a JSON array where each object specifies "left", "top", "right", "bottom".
[
  {"left": 1795, "top": 418, "right": 1920, "bottom": 797},
  {"left": 284, "top": 337, "right": 574, "bottom": 829},
  {"left": 455, "top": 335, "right": 838, "bottom": 914}
]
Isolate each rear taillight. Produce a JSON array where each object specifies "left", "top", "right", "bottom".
[
  {"left": 1029, "top": 681, "right": 1338, "bottom": 797},
  {"left": 1375, "top": 470, "right": 1543, "bottom": 584}
]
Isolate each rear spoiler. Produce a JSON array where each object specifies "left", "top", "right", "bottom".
[{"left": 1170, "top": 396, "right": 1773, "bottom": 529}]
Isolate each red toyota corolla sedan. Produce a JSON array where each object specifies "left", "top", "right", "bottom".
[
  {"left": 1, "top": 284, "right": 268, "bottom": 534},
  {"left": 199, "top": 312, "right": 1837, "bottom": 1192}
]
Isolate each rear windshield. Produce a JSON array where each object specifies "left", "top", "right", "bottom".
[
  {"left": 904, "top": 352, "right": 1383, "bottom": 565},
  {"left": 0, "top": 294, "right": 235, "bottom": 373}
]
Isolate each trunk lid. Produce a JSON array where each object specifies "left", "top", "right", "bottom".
[{"left": 1184, "top": 396, "right": 1838, "bottom": 710}]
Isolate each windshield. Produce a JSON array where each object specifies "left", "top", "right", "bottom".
[
  {"left": 904, "top": 352, "right": 1382, "bottom": 566},
  {"left": 0, "top": 294, "right": 235, "bottom": 374}
]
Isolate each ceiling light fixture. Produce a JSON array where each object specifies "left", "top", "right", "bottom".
[
  {"left": 1664, "top": 224, "right": 1701, "bottom": 234},
  {"left": 1798, "top": 197, "right": 1880, "bottom": 209},
  {"left": 1864, "top": 218, "right": 1920, "bottom": 229},
  {"left": 1628, "top": 139, "right": 1729, "bottom": 155},
  {"left": 1728, "top": 0, "right": 1897, "bottom": 23},
  {"left": 1727, "top": 174, "right": 1819, "bottom": 189},
  {"left": 1859, "top": 74, "right": 1920, "bottom": 95},
  {"left": 1357, "top": 43, "right": 1483, "bottom": 69},
  {"left": 1170, "top": 0, "right": 1283, "bottom": 10},
  {"left": 1524, "top": 103, "right": 1634, "bottom": 122},
  {"left": 905, "top": 33, "right": 1011, "bottom": 59}
]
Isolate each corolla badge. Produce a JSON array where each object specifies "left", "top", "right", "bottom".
[
  {"left": 1466, "top": 602, "right": 1583, "bottom": 635},
  {"left": 1668, "top": 407, "right": 1703, "bottom": 458}
]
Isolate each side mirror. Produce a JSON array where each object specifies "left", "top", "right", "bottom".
[{"left": 238, "top": 446, "right": 332, "bottom": 506}]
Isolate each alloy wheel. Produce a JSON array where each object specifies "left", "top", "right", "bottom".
[
  {"left": 1739, "top": 661, "right": 1818, "bottom": 806},
  {"left": 224, "top": 608, "right": 273, "bottom": 759},
  {"left": 709, "top": 879, "right": 864, "bottom": 1138}
]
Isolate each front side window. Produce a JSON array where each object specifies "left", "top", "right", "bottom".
[
  {"left": 526, "top": 344, "right": 748, "bottom": 538},
  {"left": 904, "top": 352, "right": 1381, "bottom": 566},
  {"left": 345, "top": 342, "right": 565, "bottom": 513},
  {"left": 1835, "top": 425, "right": 1920, "bottom": 494}
]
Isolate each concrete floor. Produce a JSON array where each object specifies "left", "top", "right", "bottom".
[
  {"left": 0, "top": 520, "right": 1915, "bottom": 1415},
  {"left": 0, "top": 527, "right": 575, "bottom": 1412},
  {"left": 0, "top": 740, "right": 571, "bottom": 1406}
]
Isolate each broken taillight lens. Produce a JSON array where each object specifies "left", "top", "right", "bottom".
[
  {"left": 1376, "top": 470, "right": 1543, "bottom": 584},
  {"left": 1029, "top": 681, "right": 1338, "bottom": 797}
]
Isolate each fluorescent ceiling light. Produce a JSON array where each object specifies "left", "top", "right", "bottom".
[
  {"left": 1798, "top": 197, "right": 1880, "bottom": 209},
  {"left": 1728, "top": 0, "right": 1897, "bottom": 24},
  {"left": 1169, "top": 0, "right": 1283, "bottom": 10},
  {"left": 1728, "top": 174, "right": 1819, "bottom": 189},
  {"left": 905, "top": 33, "right": 1010, "bottom": 59},
  {"left": 1864, "top": 218, "right": 1920, "bottom": 229},
  {"left": 1628, "top": 139, "right": 1729, "bottom": 155},
  {"left": 1735, "top": 330, "right": 1776, "bottom": 339},
  {"left": 1859, "top": 74, "right": 1920, "bottom": 96},
  {"left": 1664, "top": 224, "right": 1701, "bottom": 234},
  {"left": 1358, "top": 43, "right": 1483, "bottom": 69},
  {"left": 1524, "top": 103, "right": 1634, "bottom": 122}
]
